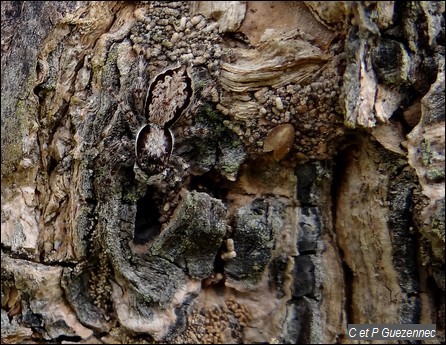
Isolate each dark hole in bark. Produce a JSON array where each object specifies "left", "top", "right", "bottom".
[
  {"left": 201, "top": 243, "right": 227, "bottom": 292},
  {"left": 295, "top": 162, "right": 318, "bottom": 206},
  {"left": 47, "top": 156, "right": 58, "bottom": 175},
  {"left": 133, "top": 186, "right": 161, "bottom": 245},
  {"left": 332, "top": 137, "right": 358, "bottom": 325},
  {"left": 221, "top": 31, "right": 251, "bottom": 49},
  {"left": 55, "top": 335, "right": 82, "bottom": 343},
  {"left": 189, "top": 169, "right": 229, "bottom": 202},
  {"left": 342, "top": 261, "right": 355, "bottom": 325},
  {"left": 251, "top": 198, "right": 267, "bottom": 215}
]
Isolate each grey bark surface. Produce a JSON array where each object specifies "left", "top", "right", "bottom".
[{"left": 1, "top": 1, "right": 445, "bottom": 344}]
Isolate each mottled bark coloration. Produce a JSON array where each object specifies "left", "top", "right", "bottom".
[{"left": 1, "top": 1, "right": 444, "bottom": 344}]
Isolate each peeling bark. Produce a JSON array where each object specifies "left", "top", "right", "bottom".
[{"left": 1, "top": 1, "right": 444, "bottom": 344}]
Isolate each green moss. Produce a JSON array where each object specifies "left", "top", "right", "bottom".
[
  {"left": 105, "top": 50, "right": 118, "bottom": 65},
  {"left": 343, "top": 119, "right": 356, "bottom": 129},
  {"left": 40, "top": 170, "right": 48, "bottom": 180},
  {"left": 193, "top": 79, "right": 205, "bottom": 94},
  {"left": 1, "top": 142, "right": 21, "bottom": 177},
  {"left": 219, "top": 161, "right": 241, "bottom": 174},
  {"left": 122, "top": 193, "right": 138, "bottom": 205},
  {"left": 431, "top": 217, "right": 445, "bottom": 239},
  {"left": 252, "top": 264, "right": 261, "bottom": 272},
  {"left": 91, "top": 51, "right": 115, "bottom": 86},
  {"left": 91, "top": 59, "right": 102, "bottom": 83},
  {"left": 15, "top": 99, "right": 30, "bottom": 125},
  {"left": 426, "top": 168, "right": 445, "bottom": 182},
  {"left": 1, "top": 97, "right": 32, "bottom": 177},
  {"left": 420, "top": 139, "right": 433, "bottom": 166},
  {"left": 431, "top": 198, "right": 445, "bottom": 240},
  {"left": 70, "top": 96, "right": 82, "bottom": 106},
  {"left": 231, "top": 140, "right": 242, "bottom": 149},
  {"left": 196, "top": 103, "right": 228, "bottom": 136},
  {"left": 122, "top": 185, "right": 141, "bottom": 205}
]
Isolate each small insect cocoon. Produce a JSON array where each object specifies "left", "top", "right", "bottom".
[
  {"left": 221, "top": 250, "right": 237, "bottom": 260},
  {"left": 226, "top": 238, "right": 234, "bottom": 251},
  {"left": 263, "top": 123, "right": 295, "bottom": 161},
  {"left": 275, "top": 97, "right": 284, "bottom": 110},
  {"left": 215, "top": 273, "right": 224, "bottom": 281}
]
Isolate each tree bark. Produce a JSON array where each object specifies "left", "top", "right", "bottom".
[{"left": 1, "top": 1, "right": 444, "bottom": 343}]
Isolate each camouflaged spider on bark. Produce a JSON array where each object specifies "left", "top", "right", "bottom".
[{"left": 135, "top": 63, "right": 194, "bottom": 176}]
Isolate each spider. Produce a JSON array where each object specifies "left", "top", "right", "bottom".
[
  {"left": 102, "top": 54, "right": 218, "bottom": 189},
  {"left": 103, "top": 56, "right": 194, "bottom": 179},
  {"left": 135, "top": 62, "right": 193, "bottom": 177}
]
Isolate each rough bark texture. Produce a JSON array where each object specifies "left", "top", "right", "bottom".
[{"left": 1, "top": 1, "right": 445, "bottom": 344}]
